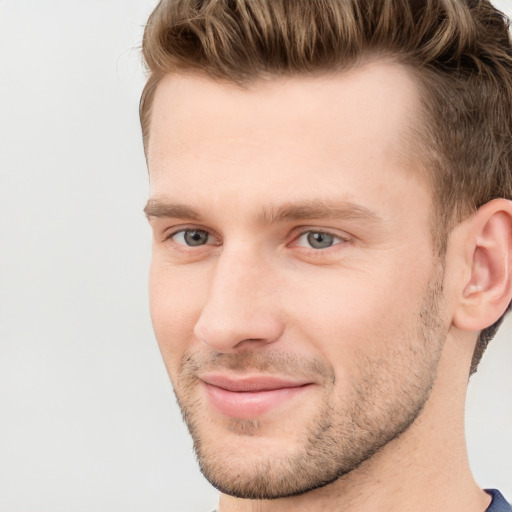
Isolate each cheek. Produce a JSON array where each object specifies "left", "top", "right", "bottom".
[
  {"left": 148, "top": 260, "right": 206, "bottom": 373},
  {"left": 286, "top": 262, "right": 429, "bottom": 364}
]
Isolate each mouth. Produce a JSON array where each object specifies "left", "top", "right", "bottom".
[{"left": 199, "top": 374, "right": 314, "bottom": 419}]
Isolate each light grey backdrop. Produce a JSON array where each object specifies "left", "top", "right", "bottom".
[{"left": 0, "top": 1, "right": 510, "bottom": 511}]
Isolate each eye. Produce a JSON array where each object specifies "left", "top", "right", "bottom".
[
  {"left": 295, "top": 230, "right": 343, "bottom": 250},
  {"left": 171, "top": 229, "right": 213, "bottom": 247}
]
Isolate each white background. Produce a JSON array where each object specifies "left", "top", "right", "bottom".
[{"left": 0, "top": 1, "right": 510, "bottom": 511}]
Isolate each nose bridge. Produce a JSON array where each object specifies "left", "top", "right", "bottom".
[
  {"left": 210, "top": 249, "right": 260, "bottom": 313},
  {"left": 194, "top": 242, "right": 283, "bottom": 351},
  {"left": 218, "top": 243, "right": 265, "bottom": 298}
]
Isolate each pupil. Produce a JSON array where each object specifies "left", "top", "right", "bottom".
[
  {"left": 185, "top": 230, "right": 208, "bottom": 246},
  {"left": 307, "top": 231, "right": 333, "bottom": 249}
]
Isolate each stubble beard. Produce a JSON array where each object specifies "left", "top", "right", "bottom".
[{"left": 172, "top": 264, "right": 447, "bottom": 500}]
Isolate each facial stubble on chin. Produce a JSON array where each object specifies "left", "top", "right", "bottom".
[{"left": 171, "top": 264, "right": 447, "bottom": 500}]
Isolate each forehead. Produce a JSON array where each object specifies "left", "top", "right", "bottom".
[{"left": 147, "top": 61, "right": 426, "bottom": 216}]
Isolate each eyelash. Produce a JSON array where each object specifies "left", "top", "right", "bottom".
[
  {"left": 162, "top": 226, "right": 350, "bottom": 253},
  {"left": 292, "top": 230, "right": 348, "bottom": 250},
  {"left": 162, "top": 226, "right": 219, "bottom": 247}
]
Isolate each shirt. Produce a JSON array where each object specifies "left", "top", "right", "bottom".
[{"left": 486, "top": 489, "right": 512, "bottom": 512}]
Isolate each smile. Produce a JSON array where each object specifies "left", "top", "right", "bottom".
[{"left": 199, "top": 374, "right": 314, "bottom": 419}]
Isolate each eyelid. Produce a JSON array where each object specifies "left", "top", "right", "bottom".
[
  {"left": 161, "top": 225, "right": 221, "bottom": 245},
  {"left": 289, "top": 227, "right": 351, "bottom": 249},
  {"left": 158, "top": 224, "right": 350, "bottom": 251}
]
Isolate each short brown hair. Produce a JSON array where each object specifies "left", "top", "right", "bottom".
[{"left": 140, "top": 0, "right": 512, "bottom": 373}]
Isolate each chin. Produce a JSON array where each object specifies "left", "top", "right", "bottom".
[{"left": 184, "top": 394, "right": 425, "bottom": 501}]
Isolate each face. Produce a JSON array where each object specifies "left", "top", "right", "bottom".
[{"left": 146, "top": 62, "right": 449, "bottom": 499}]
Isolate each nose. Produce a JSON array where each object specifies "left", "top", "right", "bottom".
[{"left": 193, "top": 248, "right": 285, "bottom": 352}]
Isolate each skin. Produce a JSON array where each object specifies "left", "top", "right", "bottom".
[{"left": 145, "top": 61, "right": 512, "bottom": 512}]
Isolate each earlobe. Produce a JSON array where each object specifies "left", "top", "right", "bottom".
[{"left": 453, "top": 199, "right": 512, "bottom": 332}]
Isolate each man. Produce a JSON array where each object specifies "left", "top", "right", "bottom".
[{"left": 141, "top": 1, "right": 512, "bottom": 510}]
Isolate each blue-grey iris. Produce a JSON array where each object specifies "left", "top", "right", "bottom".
[
  {"left": 184, "top": 230, "right": 209, "bottom": 246},
  {"left": 307, "top": 231, "right": 335, "bottom": 249}
]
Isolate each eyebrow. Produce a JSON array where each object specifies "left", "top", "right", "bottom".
[
  {"left": 144, "top": 200, "right": 203, "bottom": 220},
  {"left": 259, "top": 200, "right": 382, "bottom": 225},
  {"left": 144, "top": 198, "right": 382, "bottom": 225}
]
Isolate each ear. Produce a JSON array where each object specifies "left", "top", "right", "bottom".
[{"left": 453, "top": 199, "right": 512, "bottom": 332}]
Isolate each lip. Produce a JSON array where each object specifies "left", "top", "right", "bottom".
[{"left": 199, "top": 374, "right": 314, "bottom": 419}]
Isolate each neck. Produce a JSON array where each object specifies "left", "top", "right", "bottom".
[{"left": 218, "top": 333, "right": 491, "bottom": 512}]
